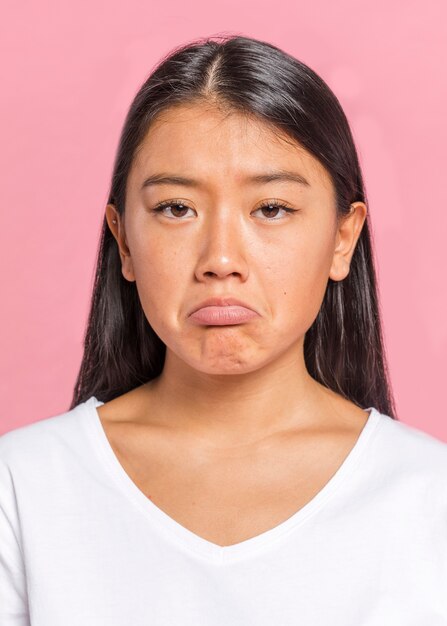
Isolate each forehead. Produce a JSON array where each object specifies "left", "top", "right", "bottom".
[{"left": 130, "top": 102, "right": 332, "bottom": 192}]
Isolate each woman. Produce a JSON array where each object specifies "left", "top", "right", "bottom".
[{"left": 1, "top": 34, "right": 446, "bottom": 625}]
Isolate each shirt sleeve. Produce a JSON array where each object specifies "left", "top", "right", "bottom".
[{"left": 0, "top": 451, "right": 31, "bottom": 625}]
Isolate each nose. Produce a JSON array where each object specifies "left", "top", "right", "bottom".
[{"left": 194, "top": 209, "right": 250, "bottom": 282}]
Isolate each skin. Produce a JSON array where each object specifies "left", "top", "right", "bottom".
[{"left": 100, "top": 101, "right": 369, "bottom": 545}]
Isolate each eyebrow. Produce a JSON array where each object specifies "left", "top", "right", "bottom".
[{"left": 140, "top": 169, "right": 311, "bottom": 190}]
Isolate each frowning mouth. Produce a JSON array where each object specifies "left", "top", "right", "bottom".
[{"left": 188, "top": 304, "right": 259, "bottom": 325}]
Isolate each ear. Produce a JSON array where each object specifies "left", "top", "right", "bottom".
[
  {"left": 329, "top": 202, "right": 368, "bottom": 282},
  {"left": 105, "top": 204, "right": 136, "bottom": 282}
]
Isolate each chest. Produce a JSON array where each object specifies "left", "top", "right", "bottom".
[{"left": 100, "top": 422, "right": 359, "bottom": 547}]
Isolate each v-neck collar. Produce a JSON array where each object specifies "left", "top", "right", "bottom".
[{"left": 81, "top": 395, "right": 384, "bottom": 564}]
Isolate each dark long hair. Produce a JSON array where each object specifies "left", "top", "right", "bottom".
[{"left": 69, "top": 34, "right": 398, "bottom": 419}]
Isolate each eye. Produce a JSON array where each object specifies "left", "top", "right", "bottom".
[
  {"left": 151, "top": 200, "right": 194, "bottom": 219},
  {"left": 252, "top": 200, "right": 297, "bottom": 220}
]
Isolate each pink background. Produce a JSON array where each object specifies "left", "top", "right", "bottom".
[{"left": 0, "top": 1, "right": 446, "bottom": 438}]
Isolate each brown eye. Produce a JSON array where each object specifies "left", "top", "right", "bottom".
[
  {"left": 259, "top": 205, "right": 282, "bottom": 218},
  {"left": 152, "top": 201, "right": 194, "bottom": 219},
  {"left": 252, "top": 201, "right": 297, "bottom": 220}
]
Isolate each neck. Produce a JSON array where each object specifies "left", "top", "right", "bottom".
[{"left": 142, "top": 342, "right": 338, "bottom": 446}]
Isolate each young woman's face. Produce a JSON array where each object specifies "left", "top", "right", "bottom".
[{"left": 107, "top": 102, "right": 366, "bottom": 376}]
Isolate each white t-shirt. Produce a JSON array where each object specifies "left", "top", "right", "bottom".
[{"left": 1, "top": 396, "right": 447, "bottom": 625}]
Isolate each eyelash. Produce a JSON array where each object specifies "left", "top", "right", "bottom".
[{"left": 151, "top": 199, "right": 297, "bottom": 221}]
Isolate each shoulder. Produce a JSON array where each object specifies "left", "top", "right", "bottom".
[
  {"left": 372, "top": 410, "right": 447, "bottom": 489},
  {"left": 377, "top": 411, "right": 447, "bottom": 459},
  {"left": 0, "top": 398, "right": 94, "bottom": 471}
]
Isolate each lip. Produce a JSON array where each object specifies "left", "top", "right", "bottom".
[
  {"left": 189, "top": 297, "right": 258, "bottom": 316},
  {"left": 188, "top": 297, "right": 260, "bottom": 325}
]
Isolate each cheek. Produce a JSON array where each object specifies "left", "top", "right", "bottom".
[
  {"left": 128, "top": 233, "right": 188, "bottom": 328},
  {"left": 264, "top": 235, "right": 333, "bottom": 330}
]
